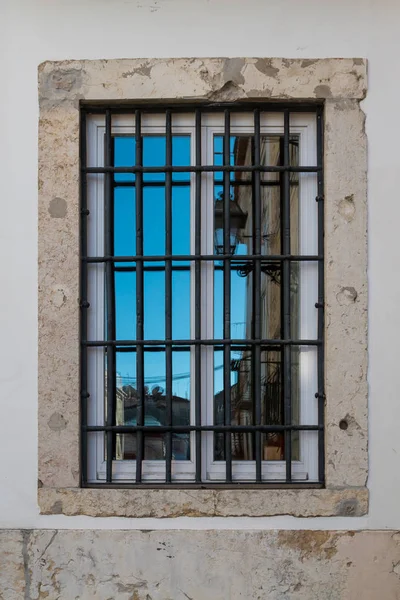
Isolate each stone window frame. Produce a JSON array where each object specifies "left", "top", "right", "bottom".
[{"left": 38, "top": 57, "right": 368, "bottom": 518}]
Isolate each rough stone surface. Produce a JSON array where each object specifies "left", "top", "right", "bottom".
[
  {"left": 324, "top": 99, "right": 368, "bottom": 488},
  {"left": 0, "top": 530, "right": 25, "bottom": 600},
  {"left": 38, "top": 58, "right": 367, "bottom": 108},
  {"left": 1, "top": 529, "right": 400, "bottom": 599},
  {"left": 38, "top": 487, "right": 368, "bottom": 518},
  {"left": 38, "top": 57, "right": 368, "bottom": 515}
]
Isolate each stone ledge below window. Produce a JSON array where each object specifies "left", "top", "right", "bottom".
[{"left": 38, "top": 486, "right": 368, "bottom": 518}]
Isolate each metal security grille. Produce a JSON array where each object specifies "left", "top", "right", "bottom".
[{"left": 80, "top": 103, "right": 325, "bottom": 488}]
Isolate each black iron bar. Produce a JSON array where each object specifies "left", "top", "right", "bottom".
[
  {"left": 114, "top": 180, "right": 189, "bottom": 188},
  {"left": 84, "top": 338, "right": 322, "bottom": 347},
  {"left": 135, "top": 111, "right": 145, "bottom": 483},
  {"left": 80, "top": 110, "right": 88, "bottom": 486},
  {"left": 105, "top": 110, "right": 116, "bottom": 483},
  {"left": 316, "top": 106, "right": 325, "bottom": 485},
  {"left": 165, "top": 110, "right": 173, "bottom": 482},
  {"left": 87, "top": 482, "right": 324, "bottom": 489},
  {"left": 253, "top": 108, "right": 262, "bottom": 482},
  {"left": 86, "top": 424, "right": 322, "bottom": 433},
  {"left": 84, "top": 254, "right": 322, "bottom": 263},
  {"left": 282, "top": 109, "right": 292, "bottom": 482},
  {"left": 113, "top": 179, "right": 297, "bottom": 188},
  {"left": 223, "top": 110, "right": 232, "bottom": 482},
  {"left": 114, "top": 344, "right": 307, "bottom": 354},
  {"left": 114, "top": 265, "right": 191, "bottom": 273},
  {"left": 195, "top": 109, "right": 202, "bottom": 482},
  {"left": 83, "top": 102, "right": 323, "bottom": 114},
  {"left": 85, "top": 165, "right": 320, "bottom": 174}
]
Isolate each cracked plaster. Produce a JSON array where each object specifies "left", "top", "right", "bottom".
[
  {"left": 1, "top": 529, "right": 400, "bottom": 599},
  {"left": 38, "top": 57, "right": 368, "bottom": 517}
]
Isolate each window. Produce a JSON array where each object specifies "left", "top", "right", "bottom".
[{"left": 81, "top": 104, "right": 324, "bottom": 486}]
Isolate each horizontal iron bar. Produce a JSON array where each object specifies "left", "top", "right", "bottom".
[
  {"left": 113, "top": 179, "right": 298, "bottom": 188},
  {"left": 114, "top": 344, "right": 287, "bottom": 353},
  {"left": 114, "top": 179, "right": 190, "bottom": 188},
  {"left": 85, "top": 165, "right": 320, "bottom": 173},
  {"left": 85, "top": 424, "right": 322, "bottom": 433},
  {"left": 82, "top": 101, "right": 323, "bottom": 113},
  {"left": 84, "top": 482, "right": 324, "bottom": 489},
  {"left": 84, "top": 338, "right": 321, "bottom": 347},
  {"left": 84, "top": 254, "right": 322, "bottom": 263}
]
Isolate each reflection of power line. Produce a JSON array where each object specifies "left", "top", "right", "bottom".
[{"left": 119, "top": 364, "right": 224, "bottom": 385}]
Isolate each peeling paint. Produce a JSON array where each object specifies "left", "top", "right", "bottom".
[{"left": 254, "top": 58, "right": 279, "bottom": 78}]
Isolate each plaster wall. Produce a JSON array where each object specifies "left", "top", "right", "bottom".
[{"left": 0, "top": 0, "right": 399, "bottom": 530}]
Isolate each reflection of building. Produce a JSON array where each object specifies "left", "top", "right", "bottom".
[
  {"left": 216, "top": 135, "right": 300, "bottom": 461},
  {"left": 115, "top": 384, "right": 190, "bottom": 461}
]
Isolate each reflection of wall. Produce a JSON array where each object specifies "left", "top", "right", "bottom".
[{"left": 228, "top": 135, "right": 300, "bottom": 460}]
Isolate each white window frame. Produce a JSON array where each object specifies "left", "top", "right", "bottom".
[{"left": 86, "top": 111, "right": 318, "bottom": 484}]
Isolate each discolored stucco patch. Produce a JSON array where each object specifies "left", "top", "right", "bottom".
[
  {"left": 314, "top": 84, "right": 332, "bottom": 98},
  {"left": 48, "top": 197, "right": 67, "bottom": 218},
  {"left": 47, "top": 413, "right": 68, "bottom": 432},
  {"left": 276, "top": 530, "right": 338, "bottom": 560}
]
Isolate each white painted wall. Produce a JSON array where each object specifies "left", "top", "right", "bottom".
[{"left": 0, "top": 0, "right": 399, "bottom": 530}]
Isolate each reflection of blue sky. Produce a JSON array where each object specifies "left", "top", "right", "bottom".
[{"left": 113, "top": 134, "right": 247, "bottom": 399}]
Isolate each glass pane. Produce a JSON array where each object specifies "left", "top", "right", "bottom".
[
  {"left": 213, "top": 134, "right": 301, "bottom": 257},
  {"left": 172, "top": 135, "right": 191, "bottom": 182},
  {"left": 114, "top": 187, "right": 136, "bottom": 258},
  {"left": 172, "top": 186, "right": 191, "bottom": 255},
  {"left": 143, "top": 186, "right": 165, "bottom": 256},
  {"left": 172, "top": 350, "right": 191, "bottom": 460},
  {"left": 290, "top": 260, "right": 318, "bottom": 340},
  {"left": 115, "top": 271, "right": 136, "bottom": 339},
  {"left": 230, "top": 264, "right": 250, "bottom": 341},
  {"left": 143, "top": 136, "right": 166, "bottom": 182},
  {"left": 172, "top": 269, "right": 190, "bottom": 339},
  {"left": 213, "top": 347, "right": 254, "bottom": 461},
  {"left": 144, "top": 268, "right": 165, "bottom": 339},
  {"left": 261, "top": 267, "right": 281, "bottom": 339},
  {"left": 230, "top": 347, "right": 253, "bottom": 460},
  {"left": 114, "top": 136, "right": 135, "bottom": 182},
  {"left": 261, "top": 349, "right": 284, "bottom": 461},
  {"left": 113, "top": 349, "right": 192, "bottom": 461},
  {"left": 214, "top": 262, "right": 223, "bottom": 339}
]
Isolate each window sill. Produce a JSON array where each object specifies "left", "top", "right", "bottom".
[{"left": 38, "top": 486, "right": 368, "bottom": 518}]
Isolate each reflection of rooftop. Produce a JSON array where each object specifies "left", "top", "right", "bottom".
[{"left": 126, "top": 415, "right": 162, "bottom": 427}]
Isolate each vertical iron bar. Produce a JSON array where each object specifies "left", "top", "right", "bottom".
[
  {"left": 223, "top": 110, "right": 232, "bottom": 482},
  {"left": 316, "top": 106, "right": 325, "bottom": 484},
  {"left": 105, "top": 109, "right": 116, "bottom": 483},
  {"left": 135, "top": 110, "right": 145, "bottom": 483},
  {"left": 253, "top": 109, "right": 262, "bottom": 482},
  {"left": 282, "top": 109, "right": 292, "bottom": 482},
  {"left": 165, "top": 110, "right": 173, "bottom": 482},
  {"left": 195, "top": 109, "right": 202, "bottom": 482},
  {"left": 80, "top": 110, "right": 88, "bottom": 485}
]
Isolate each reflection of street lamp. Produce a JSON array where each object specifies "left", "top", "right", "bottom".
[{"left": 214, "top": 193, "right": 248, "bottom": 255}]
